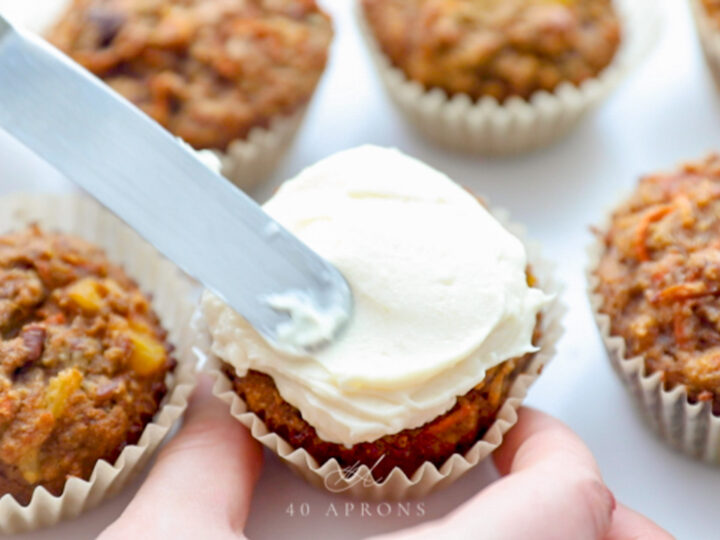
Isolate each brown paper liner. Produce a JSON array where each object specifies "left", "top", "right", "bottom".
[
  {"left": 588, "top": 226, "right": 720, "bottom": 463},
  {"left": 0, "top": 194, "right": 198, "bottom": 534},
  {"left": 196, "top": 207, "right": 565, "bottom": 500},
  {"left": 690, "top": 0, "right": 720, "bottom": 87},
  {"left": 357, "top": 0, "right": 659, "bottom": 155}
]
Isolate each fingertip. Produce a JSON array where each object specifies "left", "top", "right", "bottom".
[
  {"left": 492, "top": 407, "right": 554, "bottom": 475},
  {"left": 168, "top": 372, "right": 264, "bottom": 482},
  {"left": 183, "top": 372, "right": 222, "bottom": 422},
  {"left": 484, "top": 408, "right": 614, "bottom": 539},
  {"left": 113, "top": 372, "right": 263, "bottom": 534},
  {"left": 181, "top": 373, "right": 263, "bottom": 467},
  {"left": 493, "top": 407, "right": 600, "bottom": 479},
  {"left": 606, "top": 503, "right": 674, "bottom": 540}
]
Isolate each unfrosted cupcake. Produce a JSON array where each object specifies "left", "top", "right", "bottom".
[
  {"left": 590, "top": 154, "right": 720, "bottom": 461},
  {"left": 358, "top": 0, "right": 653, "bottom": 155},
  {"left": 47, "top": 0, "right": 333, "bottom": 190},
  {"left": 201, "top": 145, "right": 562, "bottom": 499},
  {"left": 362, "top": 0, "right": 621, "bottom": 103},
  {"left": 0, "top": 195, "right": 196, "bottom": 534},
  {"left": 0, "top": 226, "right": 174, "bottom": 505}
]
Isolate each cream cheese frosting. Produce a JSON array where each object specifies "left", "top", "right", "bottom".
[{"left": 202, "top": 145, "right": 551, "bottom": 447}]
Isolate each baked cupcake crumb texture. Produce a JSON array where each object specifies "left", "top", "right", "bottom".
[
  {"left": 222, "top": 318, "right": 540, "bottom": 481},
  {"left": 0, "top": 225, "right": 175, "bottom": 505},
  {"left": 361, "top": 0, "right": 622, "bottom": 102},
  {"left": 47, "top": 0, "right": 333, "bottom": 151},
  {"left": 595, "top": 154, "right": 720, "bottom": 412}
]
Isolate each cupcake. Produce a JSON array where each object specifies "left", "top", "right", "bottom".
[
  {"left": 46, "top": 0, "right": 333, "bottom": 190},
  {"left": 590, "top": 154, "right": 720, "bottom": 462},
  {"left": 691, "top": 0, "right": 720, "bottom": 85},
  {"left": 359, "top": 0, "right": 655, "bottom": 155},
  {"left": 0, "top": 225, "right": 174, "bottom": 505},
  {"left": 0, "top": 195, "right": 195, "bottom": 534},
  {"left": 201, "top": 145, "right": 562, "bottom": 499}
]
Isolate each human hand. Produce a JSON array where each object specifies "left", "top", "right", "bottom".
[
  {"left": 374, "top": 409, "right": 672, "bottom": 540},
  {"left": 100, "top": 381, "right": 671, "bottom": 540},
  {"left": 99, "top": 374, "right": 263, "bottom": 539}
]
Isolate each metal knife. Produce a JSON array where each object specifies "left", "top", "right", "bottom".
[{"left": 0, "top": 14, "right": 352, "bottom": 352}]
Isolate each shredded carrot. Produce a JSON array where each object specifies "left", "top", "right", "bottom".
[
  {"left": 426, "top": 402, "right": 473, "bottom": 436},
  {"left": 698, "top": 390, "right": 713, "bottom": 402},
  {"left": 673, "top": 310, "right": 689, "bottom": 348},
  {"left": 635, "top": 205, "right": 674, "bottom": 262},
  {"left": 487, "top": 364, "right": 513, "bottom": 406},
  {"left": 649, "top": 266, "right": 668, "bottom": 285},
  {"left": 44, "top": 313, "right": 66, "bottom": 325},
  {"left": 654, "top": 281, "right": 715, "bottom": 303}
]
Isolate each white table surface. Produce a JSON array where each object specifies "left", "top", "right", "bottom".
[{"left": 0, "top": 0, "right": 718, "bottom": 537}]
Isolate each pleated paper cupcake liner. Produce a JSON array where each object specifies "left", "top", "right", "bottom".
[
  {"left": 0, "top": 194, "right": 198, "bottom": 534},
  {"left": 357, "top": 0, "right": 660, "bottom": 155},
  {"left": 588, "top": 230, "right": 720, "bottom": 463},
  {"left": 690, "top": 0, "right": 720, "bottom": 86},
  {"left": 196, "top": 206, "right": 565, "bottom": 501},
  {"left": 201, "top": 106, "right": 309, "bottom": 192}
]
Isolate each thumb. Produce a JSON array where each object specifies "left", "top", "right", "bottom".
[
  {"left": 374, "top": 408, "right": 615, "bottom": 540},
  {"left": 100, "top": 373, "right": 263, "bottom": 539}
]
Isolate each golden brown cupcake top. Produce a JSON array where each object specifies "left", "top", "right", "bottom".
[
  {"left": 595, "top": 154, "right": 720, "bottom": 410},
  {"left": 0, "top": 226, "right": 174, "bottom": 504},
  {"left": 362, "top": 0, "right": 621, "bottom": 102},
  {"left": 47, "top": 0, "right": 333, "bottom": 150}
]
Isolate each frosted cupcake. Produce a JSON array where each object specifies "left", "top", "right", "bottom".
[
  {"left": 47, "top": 0, "right": 333, "bottom": 190},
  {"left": 201, "top": 146, "right": 561, "bottom": 498}
]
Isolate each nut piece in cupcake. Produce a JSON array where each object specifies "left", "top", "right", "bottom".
[
  {"left": 203, "top": 145, "right": 552, "bottom": 483},
  {"left": 594, "top": 154, "right": 720, "bottom": 412},
  {"left": 361, "top": 0, "right": 622, "bottom": 102},
  {"left": 46, "top": 0, "right": 333, "bottom": 152},
  {"left": 0, "top": 225, "right": 175, "bottom": 504}
]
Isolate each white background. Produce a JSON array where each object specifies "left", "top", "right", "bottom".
[{"left": 0, "top": 0, "right": 718, "bottom": 537}]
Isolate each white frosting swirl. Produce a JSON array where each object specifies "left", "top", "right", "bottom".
[{"left": 203, "top": 146, "right": 550, "bottom": 447}]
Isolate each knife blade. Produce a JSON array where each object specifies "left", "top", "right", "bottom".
[{"left": 0, "top": 15, "right": 352, "bottom": 352}]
